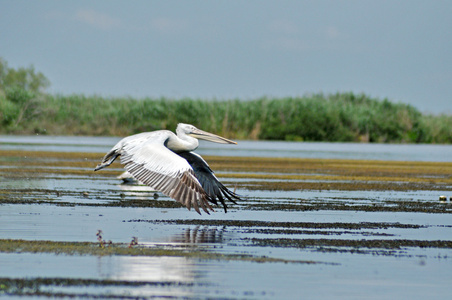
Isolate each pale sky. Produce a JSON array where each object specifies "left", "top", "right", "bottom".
[{"left": 1, "top": 0, "right": 451, "bottom": 114}]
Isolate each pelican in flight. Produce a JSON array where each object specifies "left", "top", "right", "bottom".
[{"left": 94, "top": 123, "right": 240, "bottom": 214}]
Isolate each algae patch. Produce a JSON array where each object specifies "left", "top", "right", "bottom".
[
  {"left": 1, "top": 149, "right": 452, "bottom": 193},
  {"left": 0, "top": 239, "right": 318, "bottom": 265},
  {"left": 146, "top": 219, "right": 425, "bottom": 229},
  {"left": 0, "top": 277, "right": 192, "bottom": 298},
  {"left": 249, "top": 238, "right": 452, "bottom": 256}
]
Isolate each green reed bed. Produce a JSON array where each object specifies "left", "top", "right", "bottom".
[{"left": 1, "top": 92, "right": 451, "bottom": 143}]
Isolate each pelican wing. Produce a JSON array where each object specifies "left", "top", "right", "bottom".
[
  {"left": 119, "top": 138, "right": 213, "bottom": 214},
  {"left": 178, "top": 151, "right": 240, "bottom": 213}
]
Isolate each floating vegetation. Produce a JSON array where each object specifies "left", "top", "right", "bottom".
[
  {"left": 0, "top": 277, "right": 202, "bottom": 298},
  {"left": 0, "top": 239, "right": 318, "bottom": 265},
  {"left": 0, "top": 277, "right": 193, "bottom": 298},
  {"left": 1, "top": 150, "right": 451, "bottom": 215},
  {"left": 1, "top": 150, "right": 451, "bottom": 190},
  {"left": 248, "top": 238, "right": 452, "bottom": 256},
  {"left": 147, "top": 219, "right": 425, "bottom": 230}
]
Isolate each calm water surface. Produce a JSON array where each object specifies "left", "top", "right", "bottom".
[
  {"left": 1, "top": 134, "right": 452, "bottom": 161},
  {"left": 0, "top": 135, "right": 451, "bottom": 299}
]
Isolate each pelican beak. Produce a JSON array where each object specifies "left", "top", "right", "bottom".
[{"left": 189, "top": 128, "right": 237, "bottom": 144}]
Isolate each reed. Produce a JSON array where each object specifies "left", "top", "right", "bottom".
[{"left": 1, "top": 92, "right": 451, "bottom": 143}]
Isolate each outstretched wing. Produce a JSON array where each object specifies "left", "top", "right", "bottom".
[
  {"left": 177, "top": 151, "right": 240, "bottom": 213},
  {"left": 118, "top": 133, "right": 213, "bottom": 214}
]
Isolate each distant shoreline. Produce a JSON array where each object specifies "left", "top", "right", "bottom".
[{"left": 1, "top": 92, "right": 451, "bottom": 143}]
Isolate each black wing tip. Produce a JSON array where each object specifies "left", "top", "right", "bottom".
[
  {"left": 211, "top": 185, "right": 242, "bottom": 213},
  {"left": 94, "top": 151, "right": 120, "bottom": 172}
]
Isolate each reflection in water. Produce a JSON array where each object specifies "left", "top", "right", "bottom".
[
  {"left": 93, "top": 226, "right": 231, "bottom": 298},
  {"left": 96, "top": 256, "right": 198, "bottom": 298},
  {"left": 97, "top": 255, "right": 197, "bottom": 282},
  {"left": 92, "top": 226, "right": 231, "bottom": 297},
  {"left": 91, "top": 225, "right": 228, "bottom": 297},
  {"left": 117, "top": 171, "right": 139, "bottom": 184},
  {"left": 118, "top": 181, "right": 158, "bottom": 200},
  {"left": 97, "top": 226, "right": 229, "bottom": 282},
  {"left": 168, "top": 226, "right": 228, "bottom": 244}
]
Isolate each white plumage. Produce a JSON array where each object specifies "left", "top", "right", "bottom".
[{"left": 95, "top": 123, "right": 240, "bottom": 214}]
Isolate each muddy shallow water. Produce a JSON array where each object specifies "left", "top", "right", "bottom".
[{"left": 0, "top": 136, "right": 452, "bottom": 299}]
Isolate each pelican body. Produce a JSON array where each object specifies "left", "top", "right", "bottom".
[{"left": 95, "top": 123, "right": 240, "bottom": 214}]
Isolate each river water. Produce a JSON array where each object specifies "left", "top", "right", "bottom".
[
  {"left": 0, "top": 135, "right": 451, "bottom": 299},
  {"left": 2, "top": 134, "right": 452, "bottom": 161}
]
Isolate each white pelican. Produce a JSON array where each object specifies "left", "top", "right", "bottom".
[{"left": 94, "top": 123, "right": 240, "bottom": 214}]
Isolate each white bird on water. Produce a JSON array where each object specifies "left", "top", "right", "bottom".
[{"left": 94, "top": 123, "right": 240, "bottom": 214}]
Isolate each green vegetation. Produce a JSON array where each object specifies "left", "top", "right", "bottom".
[
  {"left": 0, "top": 58, "right": 451, "bottom": 143},
  {"left": 0, "top": 239, "right": 315, "bottom": 264},
  {"left": 0, "top": 58, "right": 50, "bottom": 130},
  {"left": 2, "top": 93, "right": 450, "bottom": 143}
]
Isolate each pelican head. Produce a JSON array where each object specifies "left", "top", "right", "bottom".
[{"left": 177, "top": 123, "right": 237, "bottom": 144}]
